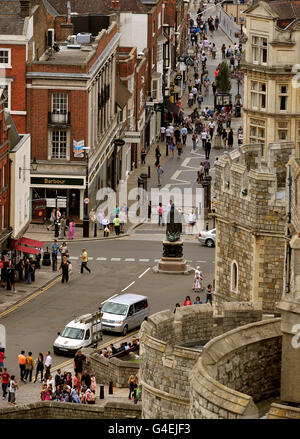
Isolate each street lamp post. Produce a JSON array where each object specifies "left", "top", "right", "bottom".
[{"left": 83, "top": 147, "right": 90, "bottom": 238}]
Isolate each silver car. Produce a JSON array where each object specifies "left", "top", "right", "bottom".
[{"left": 198, "top": 228, "right": 216, "bottom": 247}]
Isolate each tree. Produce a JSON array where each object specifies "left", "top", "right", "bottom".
[{"left": 216, "top": 61, "right": 231, "bottom": 93}]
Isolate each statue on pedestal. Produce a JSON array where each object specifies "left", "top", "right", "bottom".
[{"left": 166, "top": 204, "right": 182, "bottom": 242}]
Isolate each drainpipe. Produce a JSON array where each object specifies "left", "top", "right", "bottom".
[{"left": 284, "top": 164, "right": 292, "bottom": 295}]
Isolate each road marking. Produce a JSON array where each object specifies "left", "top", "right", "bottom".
[
  {"left": 121, "top": 281, "right": 135, "bottom": 292},
  {"left": 101, "top": 294, "right": 118, "bottom": 304},
  {"left": 0, "top": 276, "right": 61, "bottom": 320},
  {"left": 111, "top": 258, "right": 121, "bottom": 261},
  {"left": 69, "top": 256, "right": 79, "bottom": 260},
  {"left": 154, "top": 259, "right": 160, "bottom": 262},
  {"left": 197, "top": 260, "right": 207, "bottom": 263},
  {"left": 125, "top": 258, "right": 135, "bottom": 262},
  {"left": 139, "top": 258, "right": 150, "bottom": 262},
  {"left": 88, "top": 257, "right": 94, "bottom": 260},
  {"left": 97, "top": 257, "right": 107, "bottom": 261},
  {"left": 138, "top": 267, "right": 151, "bottom": 279}
]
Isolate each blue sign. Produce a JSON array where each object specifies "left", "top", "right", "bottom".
[{"left": 190, "top": 27, "right": 197, "bottom": 34}]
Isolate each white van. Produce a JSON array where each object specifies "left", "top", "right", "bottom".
[
  {"left": 101, "top": 293, "right": 149, "bottom": 335},
  {"left": 53, "top": 313, "right": 101, "bottom": 355}
]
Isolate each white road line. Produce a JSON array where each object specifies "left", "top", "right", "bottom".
[
  {"left": 101, "top": 294, "right": 118, "bottom": 304},
  {"left": 125, "top": 258, "right": 135, "bottom": 262},
  {"left": 97, "top": 257, "right": 107, "bottom": 261},
  {"left": 197, "top": 260, "right": 207, "bottom": 263},
  {"left": 69, "top": 256, "right": 79, "bottom": 260},
  {"left": 154, "top": 259, "right": 160, "bottom": 262},
  {"left": 139, "top": 267, "right": 151, "bottom": 279},
  {"left": 139, "top": 258, "right": 150, "bottom": 262},
  {"left": 111, "top": 258, "right": 121, "bottom": 261},
  {"left": 88, "top": 257, "right": 94, "bottom": 260},
  {"left": 121, "top": 281, "right": 135, "bottom": 292}
]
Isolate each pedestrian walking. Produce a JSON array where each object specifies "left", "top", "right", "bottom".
[
  {"left": 60, "top": 255, "right": 71, "bottom": 283},
  {"left": 170, "top": 140, "right": 175, "bottom": 157},
  {"left": 197, "top": 93, "right": 203, "bottom": 109},
  {"left": 68, "top": 219, "right": 75, "bottom": 240},
  {"left": 34, "top": 353, "right": 44, "bottom": 383},
  {"left": 203, "top": 158, "right": 210, "bottom": 177},
  {"left": 228, "top": 128, "right": 234, "bottom": 148},
  {"left": 1, "top": 368, "right": 9, "bottom": 399},
  {"left": 8, "top": 375, "right": 18, "bottom": 405},
  {"left": 165, "top": 126, "right": 171, "bottom": 145},
  {"left": 177, "top": 142, "right": 183, "bottom": 159},
  {"left": 18, "top": 350, "right": 26, "bottom": 382},
  {"left": 113, "top": 215, "right": 120, "bottom": 236},
  {"left": 222, "top": 128, "right": 228, "bottom": 148},
  {"left": 160, "top": 125, "right": 166, "bottom": 142},
  {"left": 193, "top": 266, "right": 203, "bottom": 291},
  {"left": 209, "top": 120, "right": 215, "bottom": 139},
  {"left": 80, "top": 248, "right": 91, "bottom": 274},
  {"left": 44, "top": 351, "right": 52, "bottom": 380},
  {"left": 226, "top": 111, "right": 232, "bottom": 128},
  {"left": 59, "top": 242, "right": 68, "bottom": 262},
  {"left": 181, "top": 126, "right": 187, "bottom": 145},
  {"left": 211, "top": 43, "right": 217, "bottom": 59},
  {"left": 47, "top": 209, "right": 56, "bottom": 231},
  {"left": 205, "top": 284, "right": 213, "bottom": 305},
  {"left": 197, "top": 162, "right": 204, "bottom": 183},
  {"left": 59, "top": 213, "right": 66, "bottom": 238},
  {"left": 188, "top": 210, "right": 196, "bottom": 234},
  {"left": 157, "top": 165, "right": 164, "bottom": 187},
  {"left": 157, "top": 202, "right": 165, "bottom": 226},
  {"left": 128, "top": 375, "right": 136, "bottom": 400},
  {"left": 221, "top": 43, "right": 226, "bottom": 59},
  {"left": 24, "top": 351, "right": 34, "bottom": 382},
  {"left": 155, "top": 145, "right": 161, "bottom": 167},
  {"left": 141, "top": 147, "right": 147, "bottom": 165},
  {"left": 205, "top": 137, "right": 211, "bottom": 159},
  {"left": 201, "top": 130, "right": 207, "bottom": 149},
  {"left": 212, "top": 81, "right": 217, "bottom": 96}
]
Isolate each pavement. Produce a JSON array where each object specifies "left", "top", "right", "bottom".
[{"left": 0, "top": 0, "right": 240, "bottom": 410}]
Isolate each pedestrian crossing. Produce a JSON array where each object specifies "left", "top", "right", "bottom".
[{"left": 68, "top": 256, "right": 214, "bottom": 265}]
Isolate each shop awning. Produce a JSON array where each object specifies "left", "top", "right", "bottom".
[
  {"left": 15, "top": 245, "right": 40, "bottom": 255},
  {"left": 11, "top": 237, "right": 44, "bottom": 255}
]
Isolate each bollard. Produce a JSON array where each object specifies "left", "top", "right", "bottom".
[
  {"left": 109, "top": 380, "right": 113, "bottom": 395},
  {"left": 206, "top": 222, "right": 209, "bottom": 230},
  {"left": 148, "top": 165, "right": 151, "bottom": 178},
  {"left": 100, "top": 384, "right": 104, "bottom": 399},
  {"left": 94, "top": 221, "right": 97, "bottom": 238},
  {"left": 54, "top": 221, "right": 59, "bottom": 238}
]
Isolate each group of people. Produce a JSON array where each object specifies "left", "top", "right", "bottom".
[
  {"left": 0, "top": 253, "right": 43, "bottom": 292},
  {"left": 47, "top": 208, "right": 76, "bottom": 240},
  {"left": 99, "top": 338, "right": 140, "bottom": 359},
  {"left": 50, "top": 241, "right": 91, "bottom": 283}
]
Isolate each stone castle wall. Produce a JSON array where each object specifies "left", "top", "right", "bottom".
[
  {"left": 214, "top": 142, "right": 294, "bottom": 312},
  {"left": 139, "top": 302, "right": 262, "bottom": 419},
  {"left": 0, "top": 401, "right": 142, "bottom": 419},
  {"left": 189, "top": 318, "right": 282, "bottom": 419},
  {"left": 83, "top": 347, "right": 139, "bottom": 388}
]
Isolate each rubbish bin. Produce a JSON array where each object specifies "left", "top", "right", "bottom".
[
  {"left": 137, "top": 177, "right": 144, "bottom": 190},
  {"left": 140, "top": 173, "right": 148, "bottom": 191},
  {"left": 42, "top": 247, "right": 51, "bottom": 266}
]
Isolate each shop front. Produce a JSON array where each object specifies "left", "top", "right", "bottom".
[{"left": 30, "top": 176, "right": 85, "bottom": 222}]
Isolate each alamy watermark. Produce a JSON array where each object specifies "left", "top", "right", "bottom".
[{"left": 291, "top": 324, "right": 300, "bottom": 349}]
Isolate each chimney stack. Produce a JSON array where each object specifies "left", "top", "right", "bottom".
[{"left": 19, "top": 0, "right": 31, "bottom": 18}]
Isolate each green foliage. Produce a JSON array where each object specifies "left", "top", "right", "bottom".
[{"left": 216, "top": 61, "right": 232, "bottom": 92}]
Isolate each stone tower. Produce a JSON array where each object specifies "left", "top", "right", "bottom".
[
  {"left": 277, "top": 157, "right": 300, "bottom": 404},
  {"left": 214, "top": 141, "right": 294, "bottom": 312}
]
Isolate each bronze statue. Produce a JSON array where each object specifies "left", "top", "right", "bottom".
[{"left": 166, "top": 204, "right": 182, "bottom": 242}]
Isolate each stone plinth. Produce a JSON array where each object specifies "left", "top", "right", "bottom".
[{"left": 155, "top": 240, "right": 190, "bottom": 274}]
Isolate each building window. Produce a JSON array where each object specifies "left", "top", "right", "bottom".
[
  {"left": 52, "top": 93, "right": 68, "bottom": 114},
  {"left": 1, "top": 205, "right": 4, "bottom": 230},
  {"left": 251, "top": 81, "right": 266, "bottom": 110},
  {"left": 52, "top": 131, "right": 67, "bottom": 158},
  {"left": 151, "top": 79, "right": 158, "bottom": 100},
  {"left": 231, "top": 260, "right": 238, "bottom": 293},
  {"left": 278, "top": 122, "right": 288, "bottom": 140},
  {"left": 158, "top": 12, "right": 161, "bottom": 29},
  {"left": 252, "top": 36, "right": 267, "bottom": 64},
  {"left": 0, "top": 84, "right": 9, "bottom": 110},
  {"left": 249, "top": 124, "right": 265, "bottom": 144},
  {"left": 279, "top": 85, "right": 288, "bottom": 111},
  {"left": 3, "top": 165, "right": 5, "bottom": 187},
  {"left": 0, "top": 49, "right": 11, "bottom": 67}
]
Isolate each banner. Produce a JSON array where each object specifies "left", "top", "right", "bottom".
[{"left": 73, "top": 139, "right": 84, "bottom": 158}]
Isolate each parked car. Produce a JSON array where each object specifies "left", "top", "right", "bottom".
[{"left": 198, "top": 228, "right": 216, "bottom": 247}]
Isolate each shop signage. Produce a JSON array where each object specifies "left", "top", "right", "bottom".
[
  {"left": 178, "top": 55, "right": 186, "bottom": 62},
  {"left": 31, "top": 177, "right": 85, "bottom": 186},
  {"left": 124, "top": 132, "right": 141, "bottom": 144},
  {"left": 73, "top": 139, "right": 84, "bottom": 158},
  {"left": 185, "top": 57, "right": 194, "bottom": 66},
  {"left": 113, "top": 138, "right": 125, "bottom": 146},
  {"left": 84, "top": 197, "right": 90, "bottom": 204}
]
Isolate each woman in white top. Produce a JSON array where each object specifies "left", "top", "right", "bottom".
[
  {"left": 193, "top": 266, "right": 203, "bottom": 291},
  {"left": 188, "top": 209, "right": 196, "bottom": 234}
]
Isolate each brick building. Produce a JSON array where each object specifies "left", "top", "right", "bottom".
[
  {"left": 0, "top": 0, "right": 48, "bottom": 133},
  {"left": 26, "top": 21, "right": 120, "bottom": 220},
  {"left": 0, "top": 89, "right": 11, "bottom": 248},
  {"left": 214, "top": 141, "right": 294, "bottom": 312}
]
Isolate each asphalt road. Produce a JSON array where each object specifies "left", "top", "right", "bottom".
[{"left": 2, "top": 237, "right": 214, "bottom": 374}]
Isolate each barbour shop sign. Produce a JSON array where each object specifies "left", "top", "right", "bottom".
[{"left": 31, "top": 177, "right": 85, "bottom": 186}]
